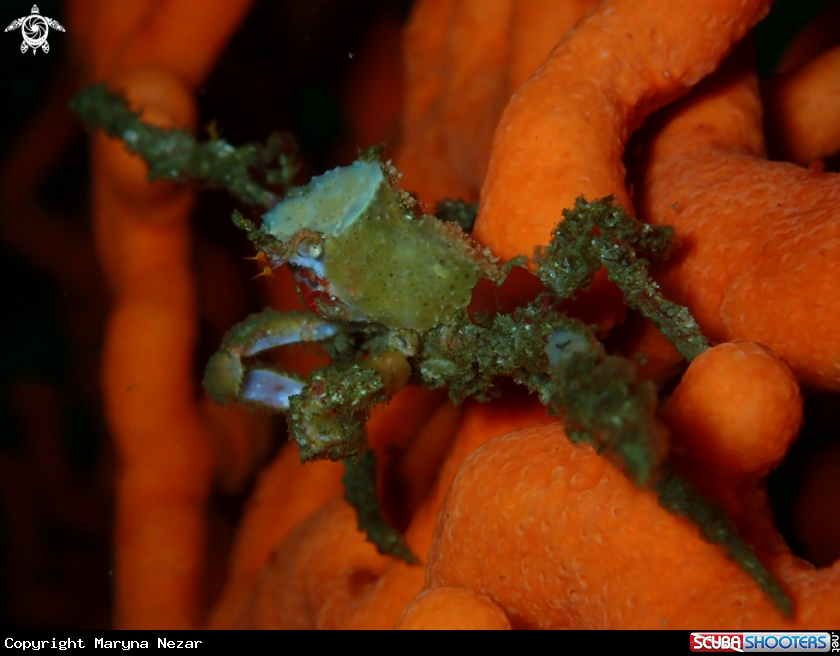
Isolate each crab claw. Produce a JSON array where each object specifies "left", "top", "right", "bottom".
[
  {"left": 203, "top": 309, "right": 343, "bottom": 411},
  {"left": 237, "top": 368, "right": 304, "bottom": 409}
]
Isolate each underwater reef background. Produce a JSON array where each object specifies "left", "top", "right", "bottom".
[{"left": 0, "top": 0, "right": 838, "bottom": 629}]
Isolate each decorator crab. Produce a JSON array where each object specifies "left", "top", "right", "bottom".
[
  {"left": 204, "top": 155, "right": 502, "bottom": 450},
  {"left": 70, "top": 84, "right": 789, "bottom": 610}
]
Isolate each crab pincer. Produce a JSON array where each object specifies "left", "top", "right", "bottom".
[{"left": 203, "top": 309, "right": 343, "bottom": 411}]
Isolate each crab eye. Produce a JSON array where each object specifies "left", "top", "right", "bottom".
[
  {"left": 297, "top": 238, "right": 324, "bottom": 260},
  {"left": 388, "top": 331, "right": 419, "bottom": 356}
]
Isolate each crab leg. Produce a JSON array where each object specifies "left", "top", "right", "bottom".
[
  {"left": 203, "top": 308, "right": 343, "bottom": 411},
  {"left": 289, "top": 358, "right": 417, "bottom": 562},
  {"left": 289, "top": 362, "right": 389, "bottom": 461}
]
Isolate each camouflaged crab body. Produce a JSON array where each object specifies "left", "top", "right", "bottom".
[
  {"left": 202, "top": 160, "right": 675, "bottom": 479},
  {"left": 203, "top": 155, "right": 503, "bottom": 463}
]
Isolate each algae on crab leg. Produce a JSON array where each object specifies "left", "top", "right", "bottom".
[
  {"left": 343, "top": 449, "right": 418, "bottom": 564},
  {"left": 289, "top": 362, "right": 389, "bottom": 462},
  {"left": 69, "top": 83, "right": 298, "bottom": 209},
  {"left": 418, "top": 302, "right": 666, "bottom": 485},
  {"left": 654, "top": 470, "right": 793, "bottom": 617},
  {"left": 536, "top": 197, "right": 710, "bottom": 361}
]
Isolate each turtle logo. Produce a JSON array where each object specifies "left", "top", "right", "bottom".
[{"left": 5, "top": 5, "right": 65, "bottom": 54}]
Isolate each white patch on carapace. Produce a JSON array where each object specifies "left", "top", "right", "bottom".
[{"left": 261, "top": 159, "right": 384, "bottom": 241}]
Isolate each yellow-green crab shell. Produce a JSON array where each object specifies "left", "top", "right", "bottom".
[{"left": 261, "top": 158, "right": 495, "bottom": 331}]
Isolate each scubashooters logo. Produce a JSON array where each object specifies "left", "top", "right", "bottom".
[
  {"left": 5, "top": 5, "right": 65, "bottom": 54},
  {"left": 690, "top": 632, "right": 835, "bottom": 653}
]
